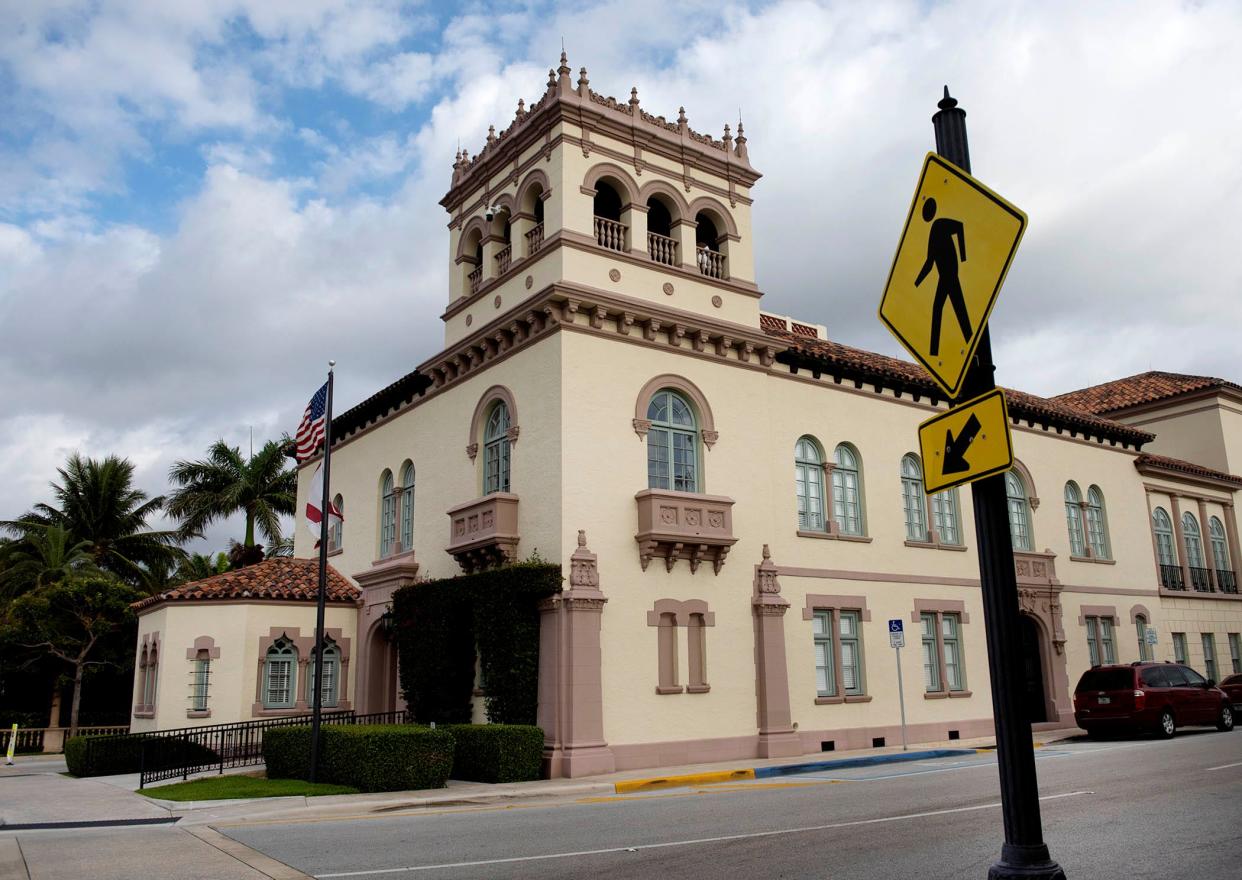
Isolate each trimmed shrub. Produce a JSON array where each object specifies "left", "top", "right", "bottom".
[
  {"left": 263, "top": 724, "right": 454, "bottom": 793},
  {"left": 444, "top": 724, "right": 545, "bottom": 783},
  {"left": 64, "top": 734, "right": 218, "bottom": 777}
]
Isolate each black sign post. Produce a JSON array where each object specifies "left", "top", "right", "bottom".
[{"left": 933, "top": 88, "right": 1067, "bottom": 880}]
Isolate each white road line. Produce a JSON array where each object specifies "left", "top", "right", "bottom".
[
  {"left": 313, "top": 790, "right": 1092, "bottom": 878},
  {"left": 1205, "top": 761, "right": 1242, "bottom": 771}
]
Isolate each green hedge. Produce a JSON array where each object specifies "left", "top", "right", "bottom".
[
  {"left": 443, "top": 724, "right": 544, "bottom": 783},
  {"left": 393, "top": 562, "right": 561, "bottom": 725},
  {"left": 263, "top": 724, "right": 454, "bottom": 793},
  {"left": 64, "top": 734, "right": 218, "bottom": 777}
]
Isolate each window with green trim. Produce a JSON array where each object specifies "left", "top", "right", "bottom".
[
  {"left": 307, "top": 639, "right": 341, "bottom": 708},
  {"left": 647, "top": 390, "right": 699, "bottom": 493},
  {"left": 832, "top": 444, "right": 864, "bottom": 536},
  {"left": 483, "top": 402, "right": 512, "bottom": 494},
  {"left": 795, "top": 437, "right": 825, "bottom": 531},
  {"left": 263, "top": 637, "right": 297, "bottom": 709}
]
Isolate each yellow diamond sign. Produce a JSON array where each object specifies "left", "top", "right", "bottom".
[
  {"left": 918, "top": 389, "right": 1014, "bottom": 495},
  {"left": 879, "top": 153, "right": 1027, "bottom": 398}
]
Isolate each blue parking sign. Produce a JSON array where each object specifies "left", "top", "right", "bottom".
[{"left": 889, "top": 619, "right": 904, "bottom": 633}]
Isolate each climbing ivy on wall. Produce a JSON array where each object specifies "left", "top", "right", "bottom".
[{"left": 393, "top": 562, "right": 561, "bottom": 725}]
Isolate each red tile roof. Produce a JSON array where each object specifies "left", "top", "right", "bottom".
[
  {"left": 133, "top": 557, "right": 360, "bottom": 612},
  {"left": 1134, "top": 453, "right": 1242, "bottom": 487},
  {"left": 767, "top": 328, "right": 1155, "bottom": 448},
  {"left": 1053, "top": 371, "right": 1242, "bottom": 415}
]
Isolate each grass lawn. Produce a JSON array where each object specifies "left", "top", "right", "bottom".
[{"left": 141, "top": 775, "right": 357, "bottom": 801}]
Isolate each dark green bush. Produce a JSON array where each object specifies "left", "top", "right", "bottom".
[
  {"left": 394, "top": 562, "right": 561, "bottom": 725},
  {"left": 443, "top": 724, "right": 545, "bottom": 783},
  {"left": 263, "top": 724, "right": 454, "bottom": 793},
  {"left": 64, "top": 733, "right": 218, "bottom": 777}
]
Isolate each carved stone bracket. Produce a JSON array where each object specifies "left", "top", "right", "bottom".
[
  {"left": 466, "top": 442, "right": 479, "bottom": 461},
  {"left": 632, "top": 418, "right": 652, "bottom": 439},
  {"left": 635, "top": 489, "right": 736, "bottom": 575}
]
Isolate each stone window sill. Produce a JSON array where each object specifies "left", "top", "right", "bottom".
[
  {"left": 815, "top": 694, "right": 872, "bottom": 705},
  {"left": 905, "top": 540, "right": 968, "bottom": 552},
  {"left": 655, "top": 685, "right": 685, "bottom": 695},
  {"left": 132, "top": 708, "right": 154, "bottom": 718},
  {"left": 1069, "top": 555, "right": 1115, "bottom": 565},
  {"left": 186, "top": 710, "right": 211, "bottom": 719},
  {"left": 686, "top": 684, "right": 711, "bottom": 694},
  {"left": 926, "top": 689, "right": 973, "bottom": 700},
  {"left": 797, "top": 530, "right": 873, "bottom": 543},
  {"left": 327, "top": 547, "right": 343, "bottom": 558},
  {"left": 845, "top": 694, "right": 873, "bottom": 703}
]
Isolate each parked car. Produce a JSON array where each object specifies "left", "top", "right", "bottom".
[
  {"left": 1220, "top": 673, "right": 1242, "bottom": 713},
  {"left": 1073, "top": 662, "right": 1235, "bottom": 738}
]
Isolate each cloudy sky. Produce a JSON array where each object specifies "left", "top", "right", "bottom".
[{"left": 2, "top": 0, "right": 1240, "bottom": 553}]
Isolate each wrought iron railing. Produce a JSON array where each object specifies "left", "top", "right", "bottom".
[
  {"left": 1159, "top": 564, "right": 1185, "bottom": 590},
  {"left": 525, "top": 222, "right": 544, "bottom": 254},
  {"left": 697, "top": 247, "right": 726, "bottom": 279},
  {"left": 76, "top": 710, "right": 410, "bottom": 788},
  {"left": 1217, "top": 569, "right": 1238, "bottom": 594},
  {"left": 647, "top": 231, "right": 678, "bottom": 266},
  {"left": 495, "top": 244, "right": 512, "bottom": 276},
  {"left": 593, "top": 216, "right": 626, "bottom": 251},
  {"left": 1190, "top": 566, "right": 1213, "bottom": 592}
]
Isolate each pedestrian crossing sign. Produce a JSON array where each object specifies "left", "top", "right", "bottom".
[{"left": 879, "top": 153, "right": 1027, "bottom": 399}]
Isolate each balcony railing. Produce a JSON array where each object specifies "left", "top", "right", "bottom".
[
  {"left": 594, "top": 216, "right": 627, "bottom": 252},
  {"left": 697, "top": 247, "right": 727, "bottom": 279},
  {"left": 647, "top": 231, "right": 678, "bottom": 266},
  {"left": 495, "top": 243, "right": 512, "bottom": 276},
  {"left": 1190, "top": 566, "right": 1213, "bottom": 592},
  {"left": 468, "top": 265, "right": 483, "bottom": 295},
  {"left": 1218, "top": 569, "right": 1238, "bottom": 594},
  {"left": 526, "top": 222, "right": 544, "bottom": 255},
  {"left": 1160, "top": 564, "right": 1186, "bottom": 590},
  {"left": 446, "top": 493, "right": 520, "bottom": 573}
]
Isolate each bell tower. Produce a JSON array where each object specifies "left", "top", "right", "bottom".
[{"left": 439, "top": 52, "right": 762, "bottom": 348}]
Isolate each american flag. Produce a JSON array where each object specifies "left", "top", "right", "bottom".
[{"left": 294, "top": 382, "right": 329, "bottom": 461}]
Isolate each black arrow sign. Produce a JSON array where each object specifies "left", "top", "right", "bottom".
[{"left": 943, "top": 413, "right": 982, "bottom": 474}]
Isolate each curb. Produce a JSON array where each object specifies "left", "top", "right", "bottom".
[
  {"left": 0, "top": 816, "right": 178, "bottom": 831},
  {"left": 614, "top": 748, "right": 979, "bottom": 793}
]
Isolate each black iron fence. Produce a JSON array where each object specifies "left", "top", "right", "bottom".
[
  {"left": 1159, "top": 564, "right": 1185, "bottom": 590},
  {"left": 1189, "top": 566, "right": 1213, "bottom": 592},
  {"left": 77, "top": 710, "right": 410, "bottom": 789},
  {"left": 1218, "top": 569, "right": 1238, "bottom": 594}
]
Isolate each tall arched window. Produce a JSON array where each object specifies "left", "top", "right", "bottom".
[
  {"left": 307, "top": 638, "right": 340, "bottom": 709},
  {"left": 483, "top": 402, "right": 512, "bottom": 494},
  {"left": 647, "top": 390, "right": 699, "bottom": 493},
  {"left": 795, "top": 437, "right": 825, "bottom": 531},
  {"left": 263, "top": 637, "right": 297, "bottom": 709},
  {"left": 1153, "top": 507, "right": 1178, "bottom": 590},
  {"left": 1064, "top": 482, "right": 1085, "bottom": 557},
  {"left": 1086, "top": 486, "right": 1110, "bottom": 559},
  {"left": 141, "top": 643, "right": 159, "bottom": 709},
  {"left": 1210, "top": 516, "right": 1233, "bottom": 590},
  {"left": 901, "top": 455, "right": 927, "bottom": 541},
  {"left": 399, "top": 462, "right": 415, "bottom": 551},
  {"left": 329, "top": 494, "right": 344, "bottom": 551},
  {"left": 1183, "top": 512, "right": 1207, "bottom": 589},
  {"left": 378, "top": 470, "right": 397, "bottom": 557},
  {"left": 1005, "top": 471, "right": 1033, "bottom": 551},
  {"left": 833, "top": 444, "right": 864, "bottom": 536},
  {"left": 931, "top": 488, "right": 961, "bottom": 546}
]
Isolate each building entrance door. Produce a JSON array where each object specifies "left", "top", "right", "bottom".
[{"left": 1019, "top": 614, "right": 1048, "bottom": 723}]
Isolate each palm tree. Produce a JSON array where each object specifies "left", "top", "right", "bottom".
[
  {"left": 166, "top": 440, "right": 296, "bottom": 563},
  {"left": 1, "top": 454, "right": 183, "bottom": 581},
  {"left": 0, "top": 525, "right": 96, "bottom": 598},
  {"left": 177, "top": 551, "right": 230, "bottom": 582}
]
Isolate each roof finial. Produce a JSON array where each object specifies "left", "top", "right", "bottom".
[
  {"left": 516, "top": 97, "right": 526, "bottom": 119},
  {"left": 578, "top": 66, "right": 590, "bottom": 95},
  {"left": 558, "top": 49, "right": 571, "bottom": 77},
  {"left": 547, "top": 68, "right": 556, "bottom": 90},
  {"left": 628, "top": 86, "right": 640, "bottom": 113},
  {"left": 677, "top": 105, "right": 687, "bottom": 132},
  {"left": 762, "top": 543, "right": 771, "bottom": 560},
  {"left": 577, "top": 529, "right": 587, "bottom": 548},
  {"left": 734, "top": 118, "right": 748, "bottom": 161}
]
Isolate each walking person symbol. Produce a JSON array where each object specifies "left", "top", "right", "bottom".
[{"left": 914, "top": 197, "right": 972, "bottom": 357}]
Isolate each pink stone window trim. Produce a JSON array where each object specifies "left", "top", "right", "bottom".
[
  {"left": 467, "top": 385, "right": 519, "bottom": 459},
  {"left": 633, "top": 374, "right": 718, "bottom": 450},
  {"left": 804, "top": 598, "right": 869, "bottom": 700},
  {"left": 134, "top": 631, "right": 160, "bottom": 717},
  {"left": 913, "top": 602, "right": 969, "bottom": 696},
  {"left": 251, "top": 626, "right": 352, "bottom": 718},
  {"left": 647, "top": 599, "right": 714, "bottom": 694},
  {"left": 186, "top": 635, "right": 220, "bottom": 719}
]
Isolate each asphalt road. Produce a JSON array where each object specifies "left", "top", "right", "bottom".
[{"left": 217, "top": 729, "right": 1242, "bottom": 880}]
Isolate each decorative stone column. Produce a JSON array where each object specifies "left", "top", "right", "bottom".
[
  {"left": 752, "top": 545, "right": 802, "bottom": 758},
  {"left": 538, "top": 531, "right": 615, "bottom": 777}
]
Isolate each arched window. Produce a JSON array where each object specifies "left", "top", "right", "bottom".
[
  {"left": 483, "top": 402, "right": 512, "bottom": 494},
  {"left": 1135, "top": 614, "right": 1153, "bottom": 662},
  {"left": 646, "top": 196, "right": 678, "bottom": 266},
  {"left": 462, "top": 226, "right": 484, "bottom": 295},
  {"left": 1210, "top": 516, "right": 1232, "bottom": 583},
  {"left": 329, "top": 494, "right": 344, "bottom": 551},
  {"left": 647, "top": 390, "right": 699, "bottom": 493},
  {"left": 1086, "top": 486, "right": 1110, "bottom": 559},
  {"left": 931, "top": 488, "right": 961, "bottom": 546},
  {"left": 1064, "top": 482, "right": 1085, "bottom": 557},
  {"left": 378, "top": 470, "right": 397, "bottom": 558},
  {"left": 832, "top": 444, "right": 864, "bottom": 536},
  {"left": 592, "top": 181, "right": 626, "bottom": 251},
  {"left": 695, "top": 211, "right": 726, "bottom": 278},
  {"left": 263, "top": 637, "right": 297, "bottom": 709},
  {"left": 901, "top": 455, "right": 927, "bottom": 541},
  {"left": 192, "top": 649, "right": 211, "bottom": 713},
  {"left": 1005, "top": 471, "right": 1033, "bottom": 551},
  {"left": 795, "top": 437, "right": 825, "bottom": 532},
  {"left": 1153, "top": 508, "right": 1176, "bottom": 564},
  {"left": 307, "top": 638, "right": 341, "bottom": 709},
  {"left": 1183, "top": 512, "right": 1204, "bottom": 566},
  {"left": 399, "top": 462, "right": 415, "bottom": 552}
]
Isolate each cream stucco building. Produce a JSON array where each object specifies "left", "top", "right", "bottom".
[{"left": 134, "top": 57, "right": 1242, "bottom": 776}]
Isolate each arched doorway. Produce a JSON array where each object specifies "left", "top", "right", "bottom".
[
  {"left": 1019, "top": 615, "right": 1048, "bottom": 723},
  {"left": 364, "top": 621, "right": 399, "bottom": 714}
]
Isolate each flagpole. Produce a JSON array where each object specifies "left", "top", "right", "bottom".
[{"left": 309, "top": 361, "right": 335, "bottom": 784}]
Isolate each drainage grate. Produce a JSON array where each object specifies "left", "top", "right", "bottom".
[
  {"left": 948, "top": 729, "right": 960, "bottom": 740},
  {"left": 820, "top": 740, "right": 835, "bottom": 752},
  {"left": 872, "top": 736, "right": 886, "bottom": 748}
]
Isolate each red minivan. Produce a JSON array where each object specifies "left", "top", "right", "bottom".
[{"left": 1073, "top": 662, "right": 1235, "bottom": 738}]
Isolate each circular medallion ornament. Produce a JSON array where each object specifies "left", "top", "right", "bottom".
[
  {"left": 711, "top": 295, "right": 723, "bottom": 308},
  {"left": 609, "top": 268, "right": 621, "bottom": 282},
  {"left": 494, "top": 295, "right": 502, "bottom": 309},
  {"left": 663, "top": 282, "right": 674, "bottom": 296},
  {"left": 525, "top": 275, "right": 533, "bottom": 289},
  {"left": 465, "top": 314, "right": 473, "bottom": 327}
]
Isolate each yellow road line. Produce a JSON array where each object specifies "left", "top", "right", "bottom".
[{"left": 614, "top": 768, "right": 755, "bottom": 794}]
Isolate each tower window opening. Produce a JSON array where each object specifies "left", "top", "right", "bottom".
[
  {"left": 593, "top": 181, "right": 626, "bottom": 252},
  {"left": 646, "top": 197, "right": 677, "bottom": 266},
  {"left": 695, "top": 212, "right": 727, "bottom": 279}
]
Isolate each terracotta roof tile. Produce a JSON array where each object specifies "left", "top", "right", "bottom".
[
  {"left": 1053, "top": 371, "right": 1242, "bottom": 415},
  {"left": 767, "top": 328, "right": 1154, "bottom": 447},
  {"left": 132, "top": 557, "right": 360, "bottom": 612},
  {"left": 1134, "top": 452, "right": 1242, "bottom": 487}
]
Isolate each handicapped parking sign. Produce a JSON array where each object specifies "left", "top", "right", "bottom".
[{"left": 889, "top": 618, "right": 905, "bottom": 649}]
